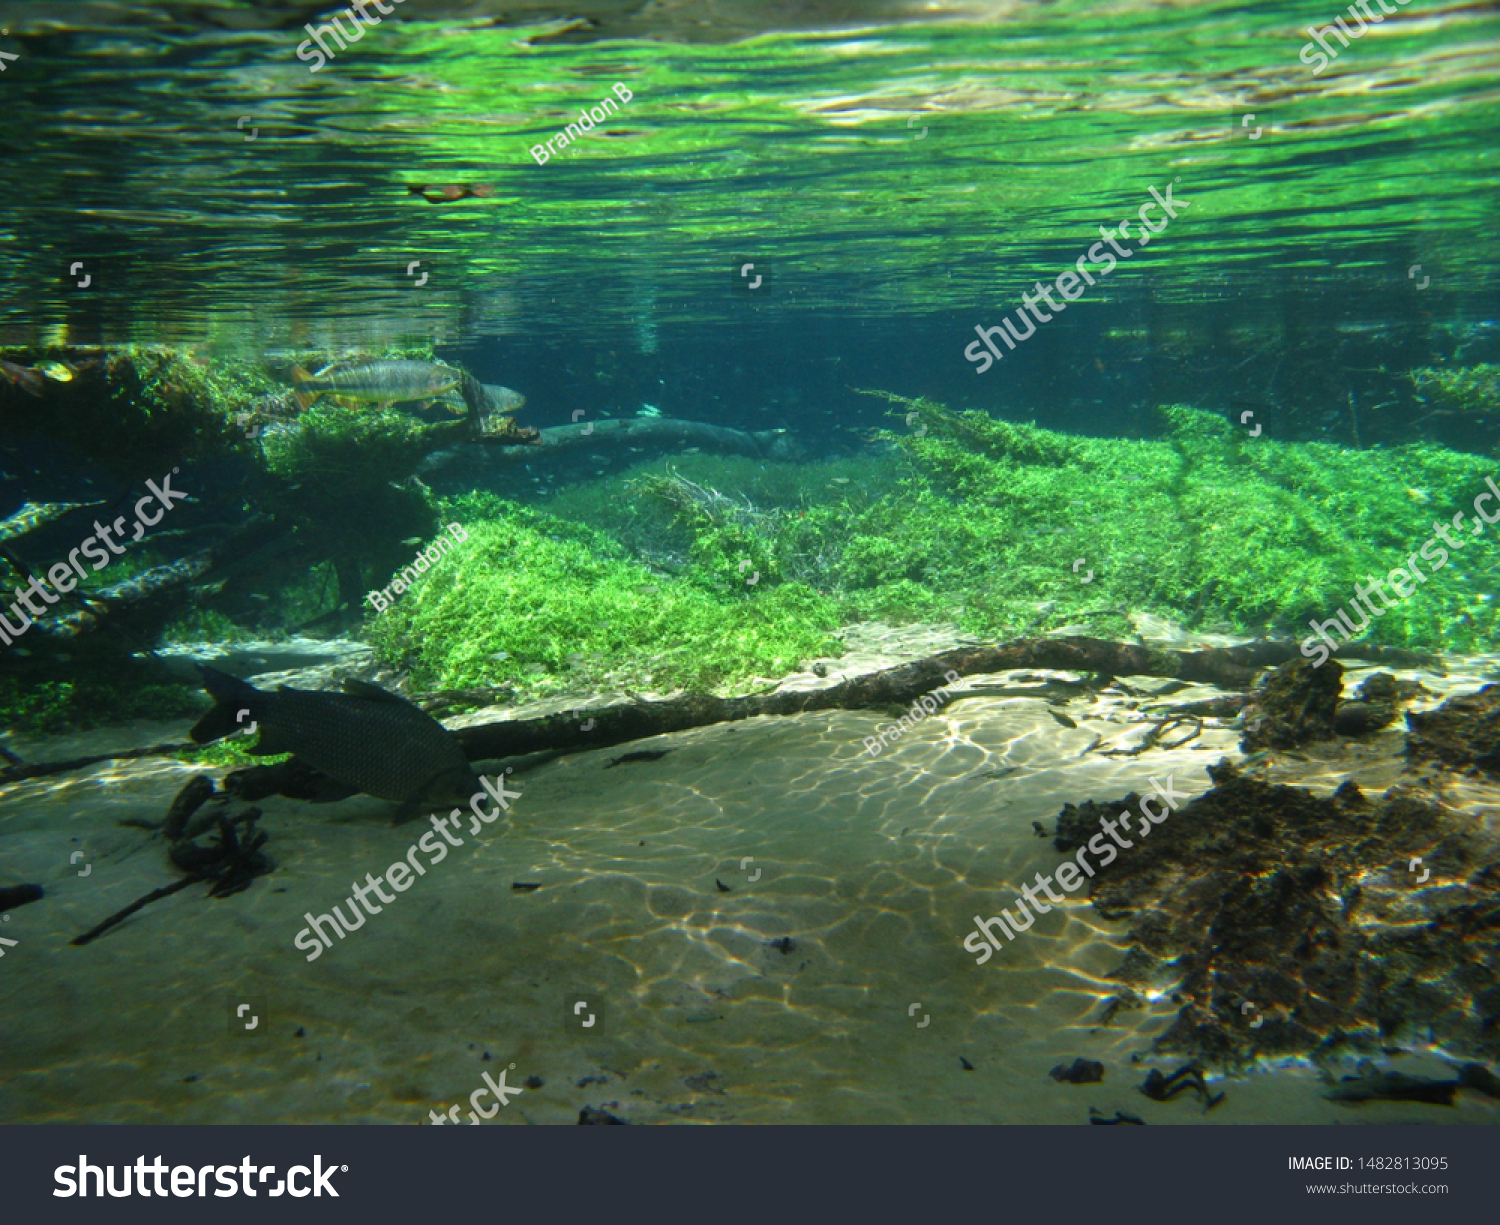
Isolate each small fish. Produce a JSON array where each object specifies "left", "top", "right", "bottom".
[
  {"left": 637, "top": 403, "right": 662, "bottom": 418},
  {"left": 407, "top": 183, "right": 495, "bottom": 203},
  {"left": 34, "top": 361, "right": 74, "bottom": 382},
  {"left": 289, "top": 360, "right": 464, "bottom": 410},
  {"left": 488, "top": 651, "right": 510, "bottom": 662},
  {"left": 1048, "top": 709, "right": 1079, "bottom": 729},
  {"left": 401, "top": 537, "right": 423, "bottom": 546},
  {"left": 0, "top": 499, "right": 104, "bottom": 542},
  {"left": 1404, "top": 486, "right": 1432, "bottom": 504},
  {"left": 511, "top": 882, "right": 542, "bottom": 892},
  {"left": 0, "top": 359, "right": 46, "bottom": 397},
  {"left": 604, "top": 749, "right": 673, "bottom": 768},
  {"left": 191, "top": 666, "right": 479, "bottom": 822},
  {"left": 959, "top": 1056, "right": 975, "bottom": 1071},
  {"left": 482, "top": 384, "right": 526, "bottom": 415},
  {"left": 716, "top": 878, "right": 731, "bottom": 893}
]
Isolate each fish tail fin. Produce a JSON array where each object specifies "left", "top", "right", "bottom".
[
  {"left": 190, "top": 665, "right": 260, "bottom": 744},
  {"left": 290, "top": 365, "right": 319, "bottom": 411}
]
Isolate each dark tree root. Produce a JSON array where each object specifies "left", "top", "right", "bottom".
[{"left": 70, "top": 784, "right": 273, "bottom": 946}]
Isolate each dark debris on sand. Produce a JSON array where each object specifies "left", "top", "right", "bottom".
[
  {"left": 1139, "top": 1062, "right": 1224, "bottom": 1110},
  {"left": 1406, "top": 683, "right": 1500, "bottom": 775},
  {"left": 577, "top": 1106, "right": 629, "bottom": 1124},
  {"left": 1054, "top": 756, "right": 1500, "bottom": 1063},
  {"left": 1049, "top": 1058, "right": 1104, "bottom": 1084},
  {"left": 1089, "top": 1108, "right": 1145, "bottom": 1125},
  {"left": 1241, "top": 658, "right": 1424, "bottom": 751},
  {"left": 71, "top": 775, "right": 274, "bottom": 946}
]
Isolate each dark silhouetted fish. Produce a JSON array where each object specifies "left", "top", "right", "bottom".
[{"left": 191, "top": 665, "right": 479, "bottom": 821}]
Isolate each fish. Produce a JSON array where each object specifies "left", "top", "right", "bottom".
[
  {"left": 407, "top": 183, "right": 496, "bottom": 203},
  {"left": 190, "top": 665, "right": 480, "bottom": 822},
  {"left": 0, "top": 499, "right": 105, "bottom": 542},
  {"left": 0, "top": 883, "right": 44, "bottom": 912},
  {"left": 436, "top": 382, "right": 525, "bottom": 419},
  {"left": 482, "top": 384, "right": 526, "bottom": 414},
  {"left": 0, "top": 359, "right": 46, "bottom": 397},
  {"left": 289, "top": 360, "right": 464, "bottom": 411},
  {"left": 604, "top": 749, "right": 673, "bottom": 768},
  {"left": 34, "top": 361, "right": 73, "bottom": 382}
]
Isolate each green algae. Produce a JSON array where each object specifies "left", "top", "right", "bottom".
[
  {"left": 366, "top": 400, "right": 1498, "bottom": 696},
  {"left": 365, "top": 491, "right": 841, "bottom": 697},
  {"left": 1411, "top": 364, "right": 1500, "bottom": 415},
  {"left": 860, "top": 399, "right": 1499, "bottom": 650},
  {"left": 0, "top": 345, "right": 273, "bottom": 478},
  {"left": 0, "top": 670, "right": 203, "bottom": 738}
]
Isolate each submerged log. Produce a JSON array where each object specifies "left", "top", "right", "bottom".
[
  {"left": 453, "top": 635, "right": 1437, "bottom": 762},
  {"left": 419, "top": 416, "right": 802, "bottom": 478},
  {"left": 2, "top": 633, "right": 1442, "bottom": 788},
  {"left": 19, "top": 515, "right": 293, "bottom": 639}
]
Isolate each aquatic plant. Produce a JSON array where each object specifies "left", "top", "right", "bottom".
[
  {"left": 848, "top": 398, "right": 1500, "bottom": 652},
  {"left": 0, "top": 345, "right": 274, "bottom": 476},
  {"left": 365, "top": 491, "right": 840, "bottom": 697},
  {"left": 1410, "top": 363, "right": 1500, "bottom": 415},
  {"left": 0, "top": 668, "right": 203, "bottom": 736}
]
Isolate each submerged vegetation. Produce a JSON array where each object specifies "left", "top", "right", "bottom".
[
  {"left": 365, "top": 396, "right": 1499, "bottom": 701},
  {"left": 4, "top": 345, "right": 1498, "bottom": 725},
  {"left": 365, "top": 491, "right": 841, "bottom": 696}
]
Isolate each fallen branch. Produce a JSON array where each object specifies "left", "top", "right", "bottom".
[
  {"left": 419, "top": 416, "right": 799, "bottom": 478},
  {"left": 7, "top": 634, "right": 1443, "bottom": 786},
  {"left": 453, "top": 635, "right": 1427, "bottom": 762},
  {"left": 0, "top": 741, "right": 194, "bottom": 785}
]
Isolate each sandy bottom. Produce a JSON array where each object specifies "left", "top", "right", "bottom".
[{"left": 3, "top": 629, "right": 1499, "bottom": 1125}]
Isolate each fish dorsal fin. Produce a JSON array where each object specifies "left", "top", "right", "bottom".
[{"left": 342, "top": 678, "right": 411, "bottom": 705}]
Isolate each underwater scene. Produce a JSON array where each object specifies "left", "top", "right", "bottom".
[{"left": 1, "top": 0, "right": 1499, "bottom": 1131}]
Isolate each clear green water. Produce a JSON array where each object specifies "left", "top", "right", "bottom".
[{"left": 1, "top": 0, "right": 1495, "bottom": 343}]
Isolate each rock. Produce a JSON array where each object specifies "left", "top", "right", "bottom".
[
  {"left": 1049, "top": 1058, "right": 1104, "bottom": 1084},
  {"left": 577, "top": 1106, "right": 629, "bottom": 1125},
  {"left": 1406, "top": 684, "right": 1500, "bottom": 775},
  {"left": 1242, "top": 656, "right": 1343, "bottom": 750}
]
